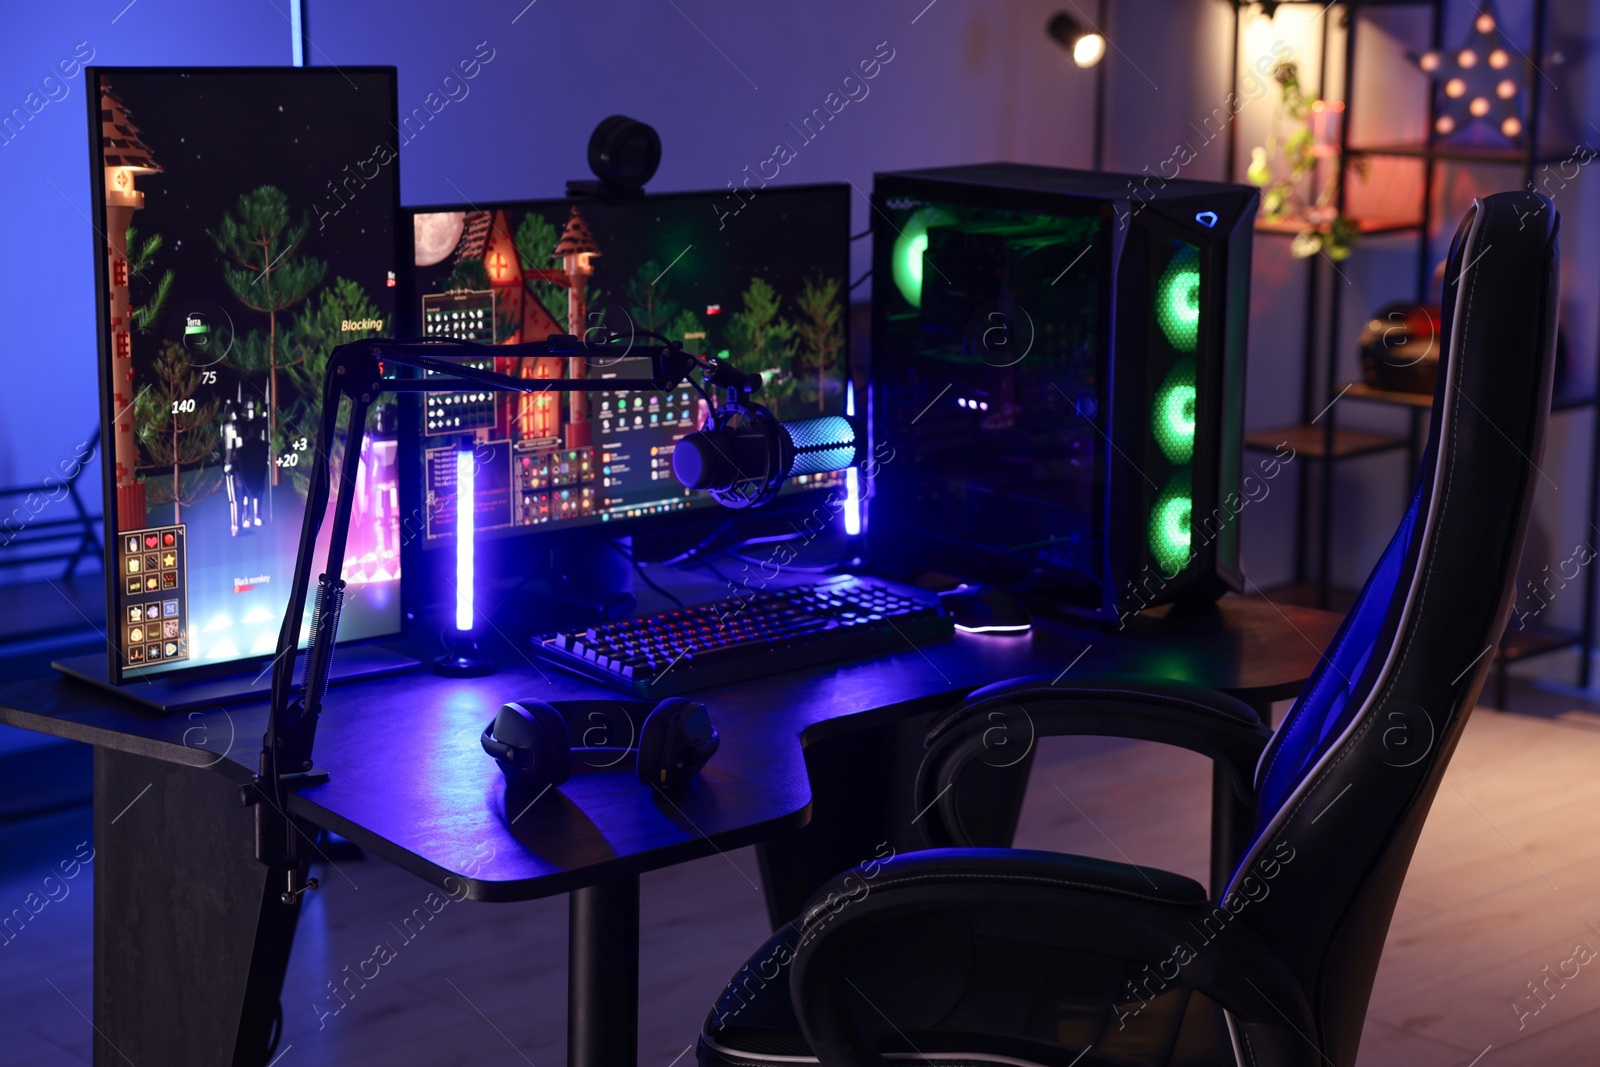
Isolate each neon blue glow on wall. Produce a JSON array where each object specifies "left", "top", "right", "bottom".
[{"left": 290, "top": 0, "right": 305, "bottom": 66}]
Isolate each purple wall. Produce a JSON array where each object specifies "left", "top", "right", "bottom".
[
  {"left": 0, "top": 0, "right": 1221, "bottom": 497},
  {"left": 7, "top": 0, "right": 1596, "bottom": 647},
  {"left": 0, "top": 3, "right": 287, "bottom": 510}
]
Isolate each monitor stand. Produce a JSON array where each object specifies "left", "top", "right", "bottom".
[
  {"left": 490, "top": 538, "right": 637, "bottom": 630},
  {"left": 51, "top": 643, "right": 420, "bottom": 714}
]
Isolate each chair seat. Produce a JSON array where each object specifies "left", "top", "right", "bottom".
[{"left": 698, "top": 903, "right": 1239, "bottom": 1067}]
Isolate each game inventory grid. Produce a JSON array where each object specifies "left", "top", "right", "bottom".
[
  {"left": 118, "top": 525, "right": 188, "bottom": 666},
  {"left": 420, "top": 356, "right": 711, "bottom": 540},
  {"left": 424, "top": 437, "right": 703, "bottom": 538},
  {"left": 423, "top": 290, "right": 496, "bottom": 341}
]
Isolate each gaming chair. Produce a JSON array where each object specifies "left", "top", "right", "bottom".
[{"left": 696, "top": 190, "right": 1560, "bottom": 1066}]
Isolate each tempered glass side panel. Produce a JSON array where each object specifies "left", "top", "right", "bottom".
[{"left": 871, "top": 196, "right": 1107, "bottom": 602}]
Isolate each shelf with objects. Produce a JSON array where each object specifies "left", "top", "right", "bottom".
[{"left": 1227, "top": 0, "right": 1598, "bottom": 706}]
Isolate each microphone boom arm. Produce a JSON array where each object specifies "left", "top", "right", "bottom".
[{"left": 253, "top": 334, "right": 757, "bottom": 896}]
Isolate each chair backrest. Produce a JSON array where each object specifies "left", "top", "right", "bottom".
[{"left": 1229, "top": 191, "right": 1558, "bottom": 1064}]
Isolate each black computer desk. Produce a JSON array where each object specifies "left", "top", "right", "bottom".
[{"left": 0, "top": 574, "right": 1342, "bottom": 1067}]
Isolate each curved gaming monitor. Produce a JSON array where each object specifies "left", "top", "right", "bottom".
[{"left": 398, "top": 185, "right": 853, "bottom": 594}]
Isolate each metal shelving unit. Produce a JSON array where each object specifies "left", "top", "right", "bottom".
[{"left": 1228, "top": 0, "right": 1599, "bottom": 704}]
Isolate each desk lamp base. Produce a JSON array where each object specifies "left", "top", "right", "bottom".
[{"left": 434, "top": 631, "right": 494, "bottom": 677}]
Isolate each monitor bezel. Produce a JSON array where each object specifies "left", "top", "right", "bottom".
[{"left": 87, "top": 64, "right": 406, "bottom": 687}]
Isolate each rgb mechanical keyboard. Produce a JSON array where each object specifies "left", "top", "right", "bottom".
[{"left": 531, "top": 574, "right": 954, "bottom": 698}]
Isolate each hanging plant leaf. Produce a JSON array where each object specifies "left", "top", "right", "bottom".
[
  {"left": 1326, "top": 216, "right": 1358, "bottom": 261},
  {"left": 1290, "top": 231, "right": 1324, "bottom": 259},
  {"left": 1247, "top": 147, "right": 1274, "bottom": 187}
]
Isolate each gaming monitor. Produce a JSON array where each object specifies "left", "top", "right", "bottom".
[
  {"left": 868, "top": 163, "right": 1256, "bottom": 620},
  {"left": 400, "top": 185, "right": 852, "bottom": 556},
  {"left": 88, "top": 67, "right": 403, "bottom": 682}
]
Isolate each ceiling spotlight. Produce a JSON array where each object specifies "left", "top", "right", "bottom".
[
  {"left": 1469, "top": 96, "right": 1490, "bottom": 117},
  {"left": 1436, "top": 115, "right": 1457, "bottom": 134},
  {"left": 1419, "top": 51, "right": 1441, "bottom": 72},
  {"left": 1445, "top": 78, "right": 1467, "bottom": 98},
  {"left": 1501, "top": 116, "right": 1523, "bottom": 137},
  {"left": 1047, "top": 13, "right": 1107, "bottom": 68},
  {"left": 1496, "top": 78, "right": 1517, "bottom": 99},
  {"left": 1488, "top": 48, "right": 1509, "bottom": 69},
  {"left": 1074, "top": 32, "right": 1107, "bottom": 67},
  {"left": 1475, "top": 12, "right": 1496, "bottom": 33},
  {"left": 1458, "top": 49, "right": 1478, "bottom": 68}
]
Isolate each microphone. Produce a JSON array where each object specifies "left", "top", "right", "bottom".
[
  {"left": 673, "top": 412, "right": 863, "bottom": 508},
  {"left": 702, "top": 358, "right": 763, "bottom": 395}
]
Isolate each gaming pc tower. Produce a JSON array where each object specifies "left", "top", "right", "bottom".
[{"left": 868, "top": 163, "right": 1256, "bottom": 620}]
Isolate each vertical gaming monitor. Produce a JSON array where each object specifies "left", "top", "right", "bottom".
[
  {"left": 869, "top": 164, "right": 1254, "bottom": 619},
  {"left": 402, "top": 185, "right": 851, "bottom": 550},
  {"left": 89, "top": 67, "right": 403, "bottom": 682}
]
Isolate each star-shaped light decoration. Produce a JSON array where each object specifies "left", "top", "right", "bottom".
[{"left": 1416, "top": 5, "right": 1526, "bottom": 143}]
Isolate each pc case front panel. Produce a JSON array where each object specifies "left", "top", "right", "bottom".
[
  {"left": 1110, "top": 217, "right": 1209, "bottom": 617},
  {"left": 1109, "top": 199, "right": 1252, "bottom": 618}
]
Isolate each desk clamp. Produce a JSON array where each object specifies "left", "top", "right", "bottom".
[{"left": 239, "top": 767, "right": 331, "bottom": 905}]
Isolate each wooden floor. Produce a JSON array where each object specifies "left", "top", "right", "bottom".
[{"left": 5, "top": 682, "right": 1600, "bottom": 1064}]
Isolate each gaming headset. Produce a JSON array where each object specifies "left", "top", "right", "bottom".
[{"left": 480, "top": 697, "right": 719, "bottom": 796}]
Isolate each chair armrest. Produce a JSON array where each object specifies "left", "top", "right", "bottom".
[
  {"left": 916, "top": 674, "right": 1272, "bottom": 849},
  {"left": 791, "top": 848, "right": 1318, "bottom": 1067}
]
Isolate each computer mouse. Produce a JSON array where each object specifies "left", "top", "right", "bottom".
[{"left": 940, "top": 585, "right": 1033, "bottom": 635}]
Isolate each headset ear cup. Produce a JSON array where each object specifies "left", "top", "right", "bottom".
[
  {"left": 638, "top": 697, "right": 719, "bottom": 788},
  {"left": 492, "top": 700, "right": 572, "bottom": 791}
]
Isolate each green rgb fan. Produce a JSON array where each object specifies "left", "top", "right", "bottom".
[
  {"left": 1152, "top": 358, "right": 1197, "bottom": 465},
  {"left": 890, "top": 206, "right": 956, "bottom": 309},
  {"left": 1149, "top": 471, "right": 1193, "bottom": 576},
  {"left": 1156, "top": 247, "right": 1201, "bottom": 353}
]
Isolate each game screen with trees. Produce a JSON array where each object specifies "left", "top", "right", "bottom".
[
  {"left": 91, "top": 68, "right": 402, "bottom": 681},
  {"left": 406, "top": 184, "right": 850, "bottom": 544}
]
